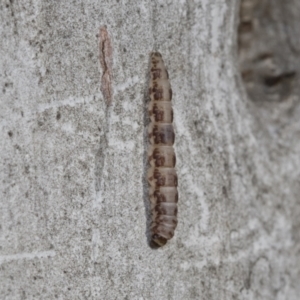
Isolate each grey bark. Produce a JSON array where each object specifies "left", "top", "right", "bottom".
[{"left": 1, "top": 0, "right": 300, "bottom": 299}]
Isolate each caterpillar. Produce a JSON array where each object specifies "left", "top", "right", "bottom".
[
  {"left": 99, "top": 26, "right": 113, "bottom": 106},
  {"left": 147, "top": 52, "right": 178, "bottom": 248}
]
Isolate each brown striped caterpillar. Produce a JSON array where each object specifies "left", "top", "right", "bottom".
[
  {"left": 147, "top": 52, "right": 178, "bottom": 247},
  {"left": 99, "top": 26, "right": 113, "bottom": 105}
]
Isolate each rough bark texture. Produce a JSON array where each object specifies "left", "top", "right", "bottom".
[{"left": 1, "top": 0, "right": 300, "bottom": 299}]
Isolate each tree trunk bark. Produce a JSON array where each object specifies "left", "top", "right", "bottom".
[{"left": 1, "top": 0, "right": 300, "bottom": 299}]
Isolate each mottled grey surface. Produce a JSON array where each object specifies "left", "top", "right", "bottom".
[{"left": 1, "top": 0, "right": 300, "bottom": 299}]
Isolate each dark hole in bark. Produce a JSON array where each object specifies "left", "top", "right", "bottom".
[{"left": 238, "top": 0, "right": 299, "bottom": 102}]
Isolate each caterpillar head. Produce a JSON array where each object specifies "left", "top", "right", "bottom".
[{"left": 150, "top": 234, "right": 167, "bottom": 248}]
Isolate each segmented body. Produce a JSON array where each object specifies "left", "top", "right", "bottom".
[{"left": 148, "top": 52, "right": 178, "bottom": 247}]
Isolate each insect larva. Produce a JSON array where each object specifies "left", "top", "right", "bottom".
[
  {"left": 99, "top": 26, "right": 113, "bottom": 105},
  {"left": 147, "top": 52, "right": 178, "bottom": 247}
]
